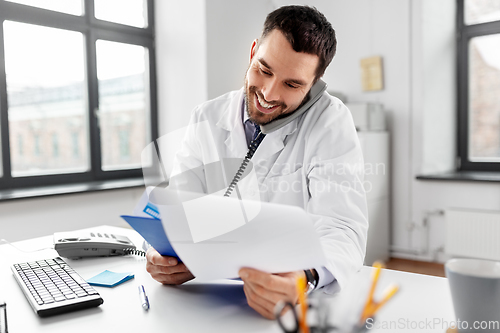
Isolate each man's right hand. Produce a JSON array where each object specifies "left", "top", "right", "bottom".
[{"left": 145, "top": 247, "right": 194, "bottom": 285}]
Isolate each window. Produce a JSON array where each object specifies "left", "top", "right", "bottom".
[
  {"left": 5, "top": 21, "right": 88, "bottom": 176},
  {"left": 0, "top": 0, "right": 157, "bottom": 190},
  {"left": 17, "top": 134, "right": 22, "bottom": 156},
  {"left": 72, "top": 132, "right": 80, "bottom": 158},
  {"left": 119, "top": 129, "right": 130, "bottom": 159},
  {"left": 5, "top": 0, "right": 84, "bottom": 16},
  {"left": 458, "top": 0, "right": 500, "bottom": 171},
  {"left": 52, "top": 133, "right": 59, "bottom": 158},
  {"left": 94, "top": 0, "right": 147, "bottom": 28},
  {"left": 34, "top": 135, "right": 40, "bottom": 157},
  {"left": 96, "top": 40, "right": 149, "bottom": 171}
]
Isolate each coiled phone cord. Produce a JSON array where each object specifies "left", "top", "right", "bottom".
[
  {"left": 223, "top": 129, "right": 266, "bottom": 197},
  {"left": 123, "top": 248, "right": 147, "bottom": 257}
]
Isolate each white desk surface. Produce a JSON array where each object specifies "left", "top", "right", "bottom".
[{"left": 0, "top": 225, "right": 455, "bottom": 333}]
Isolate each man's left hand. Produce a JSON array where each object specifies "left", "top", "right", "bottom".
[{"left": 239, "top": 268, "right": 306, "bottom": 319}]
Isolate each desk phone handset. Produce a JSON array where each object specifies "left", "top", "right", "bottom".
[
  {"left": 224, "top": 79, "right": 327, "bottom": 197},
  {"left": 53, "top": 231, "right": 145, "bottom": 259}
]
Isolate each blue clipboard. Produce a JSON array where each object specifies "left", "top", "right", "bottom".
[{"left": 120, "top": 215, "right": 179, "bottom": 258}]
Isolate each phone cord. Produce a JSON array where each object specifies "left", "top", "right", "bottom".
[
  {"left": 123, "top": 248, "right": 147, "bottom": 257},
  {"left": 223, "top": 128, "right": 266, "bottom": 197}
]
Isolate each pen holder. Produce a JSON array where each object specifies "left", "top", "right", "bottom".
[
  {"left": 308, "top": 318, "right": 371, "bottom": 333},
  {"left": 308, "top": 294, "right": 371, "bottom": 333},
  {"left": 284, "top": 320, "right": 370, "bottom": 333},
  {"left": 275, "top": 295, "right": 372, "bottom": 333}
]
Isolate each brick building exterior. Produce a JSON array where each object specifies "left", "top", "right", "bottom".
[{"left": 8, "top": 74, "right": 148, "bottom": 176}]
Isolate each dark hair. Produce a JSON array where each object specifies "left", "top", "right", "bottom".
[{"left": 261, "top": 5, "right": 336, "bottom": 82}]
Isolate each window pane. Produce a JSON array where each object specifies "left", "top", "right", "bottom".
[
  {"left": 94, "top": 0, "right": 147, "bottom": 28},
  {"left": 4, "top": 21, "right": 89, "bottom": 177},
  {"left": 468, "top": 34, "right": 500, "bottom": 161},
  {"left": 465, "top": 0, "right": 500, "bottom": 25},
  {"left": 6, "top": 0, "right": 83, "bottom": 16},
  {"left": 96, "top": 40, "right": 151, "bottom": 171}
]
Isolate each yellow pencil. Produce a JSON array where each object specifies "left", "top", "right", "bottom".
[
  {"left": 360, "top": 261, "right": 383, "bottom": 321},
  {"left": 368, "top": 284, "right": 400, "bottom": 317},
  {"left": 296, "top": 276, "right": 309, "bottom": 333}
]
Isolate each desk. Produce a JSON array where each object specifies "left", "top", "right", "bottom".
[{"left": 1, "top": 226, "right": 455, "bottom": 333}]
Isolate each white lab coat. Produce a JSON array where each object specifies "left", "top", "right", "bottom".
[{"left": 169, "top": 88, "right": 368, "bottom": 294}]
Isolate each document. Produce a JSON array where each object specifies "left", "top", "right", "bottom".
[{"left": 147, "top": 188, "right": 327, "bottom": 280}]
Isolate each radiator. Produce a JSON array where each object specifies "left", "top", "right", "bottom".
[{"left": 446, "top": 208, "right": 500, "bottom": 261}]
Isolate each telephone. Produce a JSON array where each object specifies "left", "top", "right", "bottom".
[
  {"left": 260, "top": 79, "right": 327, "bottom": 134},
  {"left": 53, "top": 231, "right": 145, "bottom": 259},
  {"left": 224, "top": 79, "right": 327, "bottom": 197}
]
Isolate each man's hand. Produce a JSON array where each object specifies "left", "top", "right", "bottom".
[
  {"left": 239, "top": 267, "right": 306, "bottom": 319},
  {"left": 145, "top": 247, "right": 194, "bottom": 285}
]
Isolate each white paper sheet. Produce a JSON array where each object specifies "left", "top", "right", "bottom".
[
  {"left": 150, "top": 188, "right": 326, "bottom": 280},
  {"left": 132, "top": 190, "right": 152, "bottom": 217}
]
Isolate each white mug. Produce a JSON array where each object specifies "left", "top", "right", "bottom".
[{"left": 445, "top": 258, "right": 500, "bottom": 333}]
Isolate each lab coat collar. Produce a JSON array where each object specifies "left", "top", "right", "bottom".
[{"left": 216, "top": 88, "right": 299, "bottom": 159}]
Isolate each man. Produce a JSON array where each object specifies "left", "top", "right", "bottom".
[{"left": 146, "top": 5, "right": 368, "bottom": 319}]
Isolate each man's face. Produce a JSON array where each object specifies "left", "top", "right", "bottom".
[{"left": 245, "top": 29, "right": 320, "bottom": 126}]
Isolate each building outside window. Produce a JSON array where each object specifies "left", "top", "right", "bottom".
[
  {"left": 119, "top": 129, "right": 130, "bottom": 159},
  {"left": 72, "top": 132, "right": 79, "bottom": 159},
  {"left": 17, "top": 134, "right": 22, "bottom": 157},
  {"left": 33, "top": 134, "right": 40, "bottom": 157}
]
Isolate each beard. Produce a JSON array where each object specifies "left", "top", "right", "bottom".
[
  {"left": 244, "top": 86, "right": 286, "bottom": 126},
  {"left": 244, "top": 76, "right": 310, "bottom": 126}
]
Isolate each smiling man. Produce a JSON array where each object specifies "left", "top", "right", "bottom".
[
  {"left": 245, "top": 29, "right": 319, "bottom": 125},
  {"left": 146, "top": 5, "right": 368, "bottom": 319}
]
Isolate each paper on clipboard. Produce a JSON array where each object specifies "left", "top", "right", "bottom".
[{"left": 148, "top": 188, "right": 326, "bottom": 280}]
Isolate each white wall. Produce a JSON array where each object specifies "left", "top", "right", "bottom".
[
  {"left": 205, "top": 0, "right": 274, "bottom": 99},
  {"left": 0, "top": 188, "right": 143, "bottom": 242},
  {"left": 417, "top": 0, "right": 456, "bottom": 175},
  {"left": 155, "top": 0, "right": 208, "bottom": 135}
]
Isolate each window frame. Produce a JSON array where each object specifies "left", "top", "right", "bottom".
[
  {"left": 457, "top": 0, "right": 500, "bottom": 171},
  {"left": 0, "top": 0, "right": 158, "bottom": 190}
]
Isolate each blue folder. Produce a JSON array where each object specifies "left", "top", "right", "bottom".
[{"left": 120, "top": 215, "right": 179, "bottom": 258}]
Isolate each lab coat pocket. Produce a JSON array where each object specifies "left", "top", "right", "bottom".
[{"left": 263, "top": 168, "right": 305, "bottom": 205}]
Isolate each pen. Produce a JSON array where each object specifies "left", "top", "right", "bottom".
[{"left": 138, "top": 285, "right": 149, "bottom": 311}]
